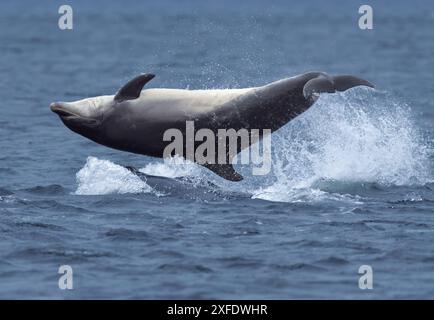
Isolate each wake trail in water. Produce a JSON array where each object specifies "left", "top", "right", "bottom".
[{"left": 74, "top": 89, "right": 433, "bottom": 203}]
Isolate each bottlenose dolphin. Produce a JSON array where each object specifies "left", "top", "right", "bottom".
[{"left": 50, "top": 72, "right": 373, "bottom": 181}]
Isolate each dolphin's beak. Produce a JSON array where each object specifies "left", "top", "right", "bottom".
[{"left": 50, "top": 102, "right": 80, "bottom": 118}]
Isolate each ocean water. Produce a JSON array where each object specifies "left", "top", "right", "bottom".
[{"left": 1, "top": 0, "right": 434, "bottom": 299}]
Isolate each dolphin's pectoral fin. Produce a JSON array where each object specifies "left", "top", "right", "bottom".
[
  {"left": 303, "top": 74, "right": 374, "bottom": 99},
  {"left": 114, "top": 73, "right": 155, "bottom": 102},
  {"left": 203, "top": 163, "right": 244, "bottom": 182}
]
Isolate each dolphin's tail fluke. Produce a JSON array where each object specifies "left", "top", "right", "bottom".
[
  {"left": 331, "top": 75, "right": 374, "bottom": 92},
  {"left": 303, "top": 73, "right": 374, "bottom": 99}
]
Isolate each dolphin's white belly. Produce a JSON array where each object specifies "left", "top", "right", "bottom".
[{"left": 135, "top": 88, "right": 256, "bottom": 113}]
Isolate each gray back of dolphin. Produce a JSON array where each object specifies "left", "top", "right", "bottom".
[{"left": 50, "top": 71, "right": 374, "bottom": 181}]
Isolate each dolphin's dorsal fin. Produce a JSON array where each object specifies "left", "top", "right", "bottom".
[
  {"left": 114, "top": 73, "right": 155, "bottom": 102},
  {"left": 303, "top": 74, "right": 374, "bottom": 99},
  {"left": 203, "top": 163, "right": 244, "bottom": 182}
]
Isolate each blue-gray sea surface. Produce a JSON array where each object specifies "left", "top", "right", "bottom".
[{"left": 1, "top": 0, "right": 434, "bottom": 299}]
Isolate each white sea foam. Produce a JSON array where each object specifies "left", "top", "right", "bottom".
[
  {"left": 75, "top": 156, "right": 153, "bottom": 195},
  {"left": 138, "top": 155, "right": 201, "bottom": 179}
]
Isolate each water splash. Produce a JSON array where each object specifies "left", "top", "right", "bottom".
[
  {"left": 252, "top": 88, "right": 432, "bottom": 202},
  {"left": 75, "top": 157, "right": 153, "bottom": 195},
  {"left": 139, "top": 155, "right": 201, "bottom": 179}
]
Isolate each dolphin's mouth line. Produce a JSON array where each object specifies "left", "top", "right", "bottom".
[
  {"left": 50, "top": 103, "right": 80, "bottom": 118},
  {"left": 51, "top": 107, "right": 78, "bottom": 118}
]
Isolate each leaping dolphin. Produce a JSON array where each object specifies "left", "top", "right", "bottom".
[{"left": 50, "top": 71, "right": 374, "bottom": 181}]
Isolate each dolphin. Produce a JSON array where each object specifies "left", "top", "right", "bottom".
[{"left": 50, "top": 71, "right": 373, "bottom": 181}]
